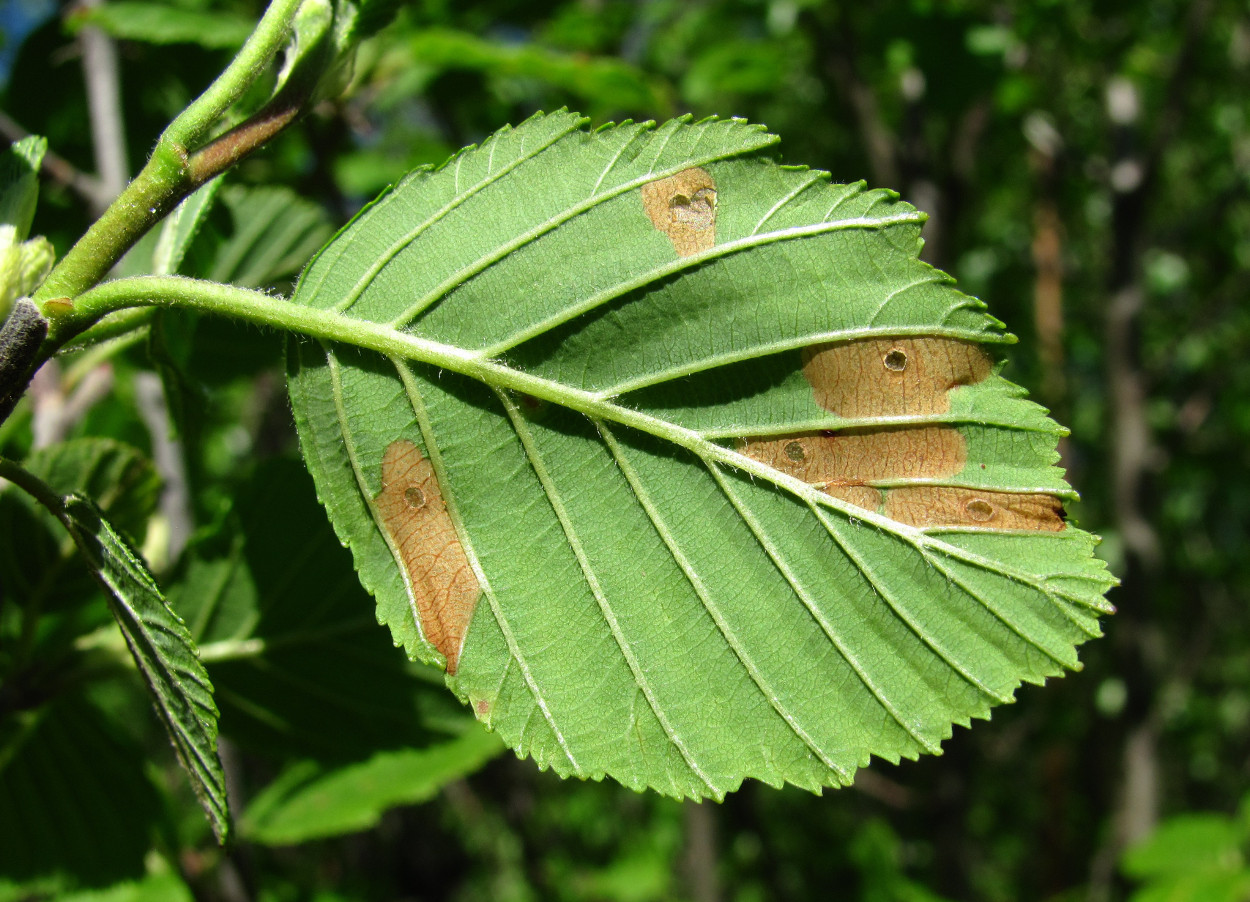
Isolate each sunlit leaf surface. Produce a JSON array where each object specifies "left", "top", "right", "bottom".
[{"left": 287, "top": 111, "right": 1115, "bottom": 797}]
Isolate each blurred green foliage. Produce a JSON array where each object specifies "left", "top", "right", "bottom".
[{"left": 1, "top": 0, "right": 1248, "bottom": 899}]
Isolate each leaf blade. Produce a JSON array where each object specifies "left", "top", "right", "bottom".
[
  {"left": 287, "top": 112, "right": 1116, "bottom": 797},
  {"left": 62, "top": 495, "right": 229, "bottom": 840}
]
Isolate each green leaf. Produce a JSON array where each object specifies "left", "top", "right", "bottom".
[
  {"left": 241, "top": 727, "right": 504, "bottom": 845},
  {"left": 55, "top": 872, "right": 195, "bottom": 902},
  {"left": 168, "top": 459, "right": 482, "bottom": 762},
  {"left": 1123, "top": 814, "right": 1246, "bottom": 879},
  {"left": 0, "top": 138, "right": 54, "bottom": 318},
  {"left": 207, "top": 185, "right": 334, "bottom": 289},
  {"left": 0, "top": 136, "right": 46, "bottom": 240},
  {"left": 404, "top": 29, "right": 669, "bottom": 115},
  {"left": 60, "top": 495, "right": 229, "bottom": 840},
  {"left": 342, "top": 0, "right": 405, "bottom": 42},
  {"left": 286, "top": 112, "right": 1116, "bottom": 798},
  {"left": 151, "top": 178, "right": 222, "bottom": 278},
  {"left": 72, "top": 2, "right": 254, "bottom": 50},
  {"left": 0, "top": 438, "right": 160, "bottom": 612}
]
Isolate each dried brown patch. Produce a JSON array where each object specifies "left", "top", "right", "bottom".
[
  {"left": 642, "top": 167, "right": 717, "bottom": 257},
  {"left": 802, "top": 338, "right": 994, "bottom": 418},
  {"left": 738, "top": 336, "right": 1064, "bottom": 531},
  {"left": 885, "top": 486, "right": 1064, "bottom": 531},
  {"left": 375, "top": 440, "right": 481, "bottom": 674},
  {"left": 742, "top": 426, "right": 966, "bottom": 484}
]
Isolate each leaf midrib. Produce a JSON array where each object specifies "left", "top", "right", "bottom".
[{"left": 276, "top": 299, "right": 1085, "bottom": 589}]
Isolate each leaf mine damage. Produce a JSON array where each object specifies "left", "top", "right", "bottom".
[
  {"left": 642, "top": 167, "right": 717, "bottom": 257},
  {"left": 375, "top": 440, "right": 481, "bottom": 673},
  {"left": 742, "top": 337, "right": 1065, "bottom": 530},
  {"left": 802, "top": 337, "right": 993, "bottom": 418}
]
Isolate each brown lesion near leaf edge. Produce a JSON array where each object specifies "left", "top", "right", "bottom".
[
  {"left": 642, "top": 167, "right": 717, "bottom": 257},
  {"left": 739, "top": 336, "right": 1065, "bottom": 530},
  {"left": 374, "top": 440, "right": 481, "bottom": 674},
  {"left": 802, "top": 337, "right": 994, "bottom": 418},
  {"left": 885, "top": 486, "right": 1064, "bottom": 531}
]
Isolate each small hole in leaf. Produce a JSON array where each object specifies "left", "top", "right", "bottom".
[
  {"left": 404, "top": 486, "right": 427, "bottom": 510},
  {"left": 784, "top": 441, "right": 807, "bottom": 462},
  {"left": 966, "top": 498, "right": 994, "bottom": 522},
  {"left": 670, "top": 188, "right": 715, "bottom": 227},
  {"left": 883, "top": 348, "right": 908, "bottom": 372}
]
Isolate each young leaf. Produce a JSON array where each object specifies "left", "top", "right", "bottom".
[
  {"left": 286, "top": 112, "right": 1116, "bottom": 798},
  {"left": 60, "top": 495, "right": 229, "bottom": 839},
  {"left": 240, "top": 729, "right": 504, "bottom": 845},
  {"left": 151, "top": 178, "right": 222, "bottom": 278},
  {"left": 0, "top": 135, "right": 53, "bottom": 323},
  {"left": 0, "top": 135, "right": 46, "bottom": 240}
]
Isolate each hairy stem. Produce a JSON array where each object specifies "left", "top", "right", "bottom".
[
  {"left": 32, "top": 0, "right": 306, "bottom": 306},
  {"left": 0, "top": 453, "right": 67, "bottom": 519}
]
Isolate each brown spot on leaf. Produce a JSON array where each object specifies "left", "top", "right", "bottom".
[
  {"left": 375, "top": 440, "right": 481, "bottom": 674},
  {"left": 642, "top": 167, "right": 716, "bottom": 257},
  {"left": 802, "top": 338, "right": 994, "bottom": 418},
  {"left": 824, "top": 483, "right": 884, "bottom": 512},
  {"left": 742, "top": 426, "right": 967, "bottom": 486},
  {"left": 737, "top": 336, "right": 1064, "bottom": 531},
  {"left": 885, "top": 487, "right": 1064, "bottom": 530}
]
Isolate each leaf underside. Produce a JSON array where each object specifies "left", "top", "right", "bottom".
[
  {"left": 286, "top": 111, "right": 1115, "bottom": 799},
  {"left": 63, "top": 496, "right": 229, "bottom": 839}
]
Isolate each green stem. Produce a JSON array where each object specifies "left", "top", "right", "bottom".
[
  {"left": 160, "top": 0, "right": 305, "bottom": 150},
  {"left": 61, "top": 306, "right": 156, "bottom": 352},
  {"left": 32, "top": 0, "right": 306, "bottom": 306},
  {"left": 46, "top": 276, "right": 756, "bottom": 481},
  {"left": 49, "top": 276, "right": 1041, "bottom": 566},
  {"left": 0, "top": 454, "right": 67, "bottom": 521}
]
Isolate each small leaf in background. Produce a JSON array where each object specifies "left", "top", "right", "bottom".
[
  {"left": 1121, "top": 802, "right": 1250, "bottom": 902},
  {"left": 168, "top": 459, "right": 488, "bottom": 761},
  {"left": 0, "top": 438, "right": 159, "bottom": 614},
  {"left": 53, "top": 872, "right": 195, "bottom": 902},
  {"left": 343, "top": 0, "right": 407, "bottom": 43},
  {"left": 241, "top": 729, "right": 504, "bottom": 845},
  {"left": 0, "top": 135, "right": 53, "bottom": 321},
  {"left": 69, "top": 1, "right": 254, "bottom": 50},
  {"left": 150, "top": 178, "right": 222, "bottom": 278},
  {"left": 287, "top": 112, "right": 1116, "bottom": 797},
  {"left": 166, "top": 458, "right": 505, "bottom": 846},
  {"left": 0, "top": 135, "right": 46, "bottom": 239},
  {"left": 399, "top": 29, "right": 670, "bottom": 117},
  {"left": 61, "top": 494, "right": 229, "bottom": 841},
  {"left": 207, "top": 185, "right": 334, "bottom": 289}
]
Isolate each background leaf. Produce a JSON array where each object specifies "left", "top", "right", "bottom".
[
  {"left": 169, "top": 458, "right": 486, "bottom": 761},
  {"left": 61, "top": 494, "right": 229, "bottom": 840},
  {"left": 206, "top": 185, "right": 334, "bottom": 289},
  {"left": 0, "top": 134, "right": 45, "bottom": 239},
  {"left": 240, "top": 728, "right": 505, "bottom": 845},
  {"left": 71, "top": 2, "right": 254, "bottom": 50},
  {"left": 287, "top": 112, "right": 1115, "bottom": 797}
]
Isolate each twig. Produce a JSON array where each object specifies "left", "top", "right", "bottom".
[{"left": 77, "top": 0, "right": 131, "bottom": 204}]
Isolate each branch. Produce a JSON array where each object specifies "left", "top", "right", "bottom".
[
  {"left": 78, "top": 0, "right": 131, "bottom": 204},
  {"left": 32, "top": 0, "right": 307, "bottom": 306}
]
